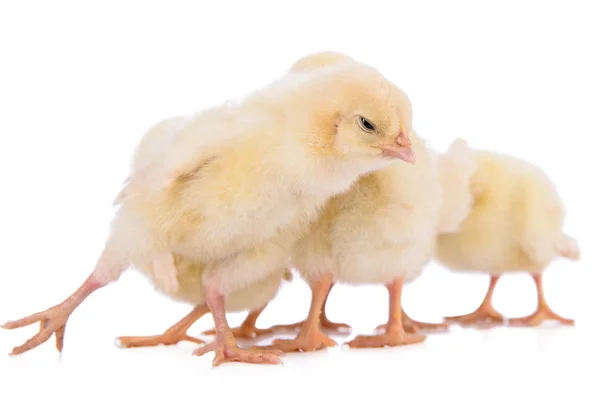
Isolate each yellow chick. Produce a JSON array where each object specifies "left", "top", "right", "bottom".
[
  {"left": 436, "top": 147, "right": 580, "bottom": 327},
  {"left": 256, "top": 133, "right": 478, "bottom": 352},
  {"left": 2, "top": 56, "right": 416, "bottom": 366},
  {"left": 108, "top": 120, "right": 296, "bottom": 347}
]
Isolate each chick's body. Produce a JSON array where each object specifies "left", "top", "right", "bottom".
[
  {"left": 115, "top": 116, "right": 292, "bottom": 347},
  {"left": 436, "top": 149, "right": 579, "bottom": 327},
  {"left": 297, "top": 131, "right": 440, "bottom": 286},
  {"left": 437, "top": 150, "right": 572, "bottom": 274}
]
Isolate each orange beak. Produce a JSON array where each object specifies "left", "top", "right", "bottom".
[{"left": 375, "top": 130, "right": 416, "bottom": 164}]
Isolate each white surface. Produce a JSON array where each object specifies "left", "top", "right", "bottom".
[{"left": 1, "top": 1, "right": 598, "bottom": 399}]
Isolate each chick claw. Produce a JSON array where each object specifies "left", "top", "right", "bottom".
[
  {"left": 346, "top": 331, "right": 426, "bottom": 349},
  {"left": 193, "top": 341, "right": 283, "bottom": 367},
  {"left": 255, "top": 329, "right": 337, "bottom": 353},
  {"left": 508, "top": 308, "right": 574, "bottom": 327},
  {"left": 2, "top": 305, "right": 71, "bottom": 355},
  {"left": 444, "top": 307, "right": 505, "bottom": 328}
]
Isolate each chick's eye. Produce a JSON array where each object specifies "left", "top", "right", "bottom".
[{"left": 358, "top": 117, "right": 376, "bottom": 133}]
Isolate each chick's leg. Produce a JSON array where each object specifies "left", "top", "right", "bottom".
[
  {"left": 255, "top": 274, "right": 338, "bottom": 352},
  {"left": 508, "top": 273, "right": 574, "bottom": 327},
  {"left": 201, "top": 304, "right": 275, "bottom": 339},
  {"left": 346, "top": 278, "right": 426, "bottom": 348},
  {"left": 444, "top": 274, "right": 505, "bottom": 327},
  {"left": 268, "top": 283, "right": 351, "bottom": 333},
  {"left": 116, "top": 305, "right": 208, "bottom": 348},
  {"left": 192, "top": 282, "right": 282, "bottom": 366},
  {"left": 1, "top": 248, "right": 124, "bottom": 355}
]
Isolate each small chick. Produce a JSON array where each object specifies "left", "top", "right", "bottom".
[
  {"left": 114, "top": 121, "right": 294, "bottom": 346},
  {"left": 2, "top": 55, "right": 416, "bottom": 366},
  {"left": 436, "top": 146, "right": 579, "bottom": 327},
  {"left": 256, "top": 131, "right": 471, "bottom": 352}
]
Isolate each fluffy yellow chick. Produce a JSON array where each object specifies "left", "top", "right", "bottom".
[
  {"left": 436, "top": 147, "right": 580, "bottom": 327},
  {"left": 108, "top": 120, "right": 296, "bottom": 347},
  {"left": 256, "top": 134, "right": 478, "bottom": 352},
  {"left": 2, "top": 56, "right": 416, "bottom": 366}
]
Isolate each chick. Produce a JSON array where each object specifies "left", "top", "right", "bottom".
[
  {"left": 256, "top": 131, "right": 473, "bottom": 352},
  {"left": 113, "top": 120, "right": 295, "bottom": 346},
  {"left": 436, "top": 147, "right": 579, "bottom": 327},
  {"left": 2, "top": 57, "right": 416, "bottom": 366}
]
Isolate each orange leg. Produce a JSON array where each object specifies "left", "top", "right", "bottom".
[
  {"left": 192, "top": 282, "right": 282, "bottom": 366},
  {"left": 201, "top": 304, "right": 275, "bottom": 339},
  {"left": 346, "top": 278, "right": 426, "bottom": 348},
  {"left": 444, "top": 275, "right": 505, "bottom": 327},
  {"left": 2, "top": 274, "right": 106, "bottom": 355},
  {"left": 509, "top": 273, "right": 574, "bottom": 327},
  {"left": 116, "top": 305, "right": 208, "bottom": 348},
  {"left": 269, "top": 283, "right": 351, "bottom": 334},
  {"left": 254, "top": 274, "right": 338, "bottom": 352}
]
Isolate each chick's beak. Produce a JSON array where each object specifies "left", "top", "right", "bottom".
[{"left": 375, "top": 131, "right": 416, "bottom": 164}]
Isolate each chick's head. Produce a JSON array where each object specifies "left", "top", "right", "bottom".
[
  {"left": 289, "top": 51, "right": 356, "bottom": 73},
  {"left": 305, "top": 62, "right": 416, "bottom": 167}
]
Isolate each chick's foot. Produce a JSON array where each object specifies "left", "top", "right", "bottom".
[
  {"left": 193, "top": 338, "right": 283, "bottom": 366},
  {"left": 200, "top": 281, "right": 282, "bottom": 366},
  {"left": 2, "top": 275, "right": 104, "bottom": 355},
  {"left": 255, "top": 327, "right": 337, "bottom": 353},
  {"left": 346, "top": 330, "right": 426, "bottom": 348},
  {"left": 508, "top": 273, "right": 574, "bottom": 327},
  {"left": 444, "top": 306, "right": 505, "bottom": 327},
  {"left": 444, "top": 275, "right": 504, "bottom": 328},
  {"left": 376, "top": 311, "right": 449, "bottom": 334},
  {"left": 117, "top": 305, "right": 208, "bottom": 348},
  {"left": 508, "top": 308, "right": 574, "bottom": 327}
]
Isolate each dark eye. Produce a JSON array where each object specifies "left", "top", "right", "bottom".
[{"left": 358, "top": 116, "right": 376, "bottom": 133}]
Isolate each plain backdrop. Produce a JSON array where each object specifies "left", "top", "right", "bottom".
[{"left": 1, "top": 1, "right": 599, "bottom": 399}]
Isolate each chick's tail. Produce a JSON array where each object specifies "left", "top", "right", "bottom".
[{"left": 555, "top": 233, "right": 580, "bottom": 261}]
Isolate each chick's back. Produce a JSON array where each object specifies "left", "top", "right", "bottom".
[
  {"left": 436, "top": 150, "right": 569, "bottom": 274},
  {"left": 294, "top": 132, "right": 441, "bottom": 284}
]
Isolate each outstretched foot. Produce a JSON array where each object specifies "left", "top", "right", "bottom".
[
  {"left": 2, "top": 304, "right": 71, "bottom": 355},
  {"left": 256, "top": 327, "right": 337, "bottom": 353},
  {"left": 346, "top": 330, "right": 426, "bottom": 349},
  {"left": 444, "top": 305, "right": 505, "bottom": 328},
  {"left": 1, "top": 275, "right": 104, "bottom": 355},
  {"left": 508, "top": 307, "right": 574, "bottom": 327},
  {"left": 193, "top": 339, "right": 283, "bottom": 366}
]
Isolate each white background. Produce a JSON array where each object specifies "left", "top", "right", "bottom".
[{"left": 1, "top": 1, "right": 598, "bottom": 399}]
